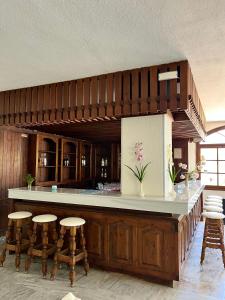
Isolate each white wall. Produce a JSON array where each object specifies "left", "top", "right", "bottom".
[
  {"left": 121, "top": 114, "right": 172, "bottom": 197},
  {"left": 188, "top": 141, "right": 196, "bottom": 171},
  {"left": 206, "top": 121, "right": 225, "bottom": 132}
]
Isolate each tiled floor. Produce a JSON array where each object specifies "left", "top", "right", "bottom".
[{"left": 0, "top": 223, "right": 224, "bottom": 300}]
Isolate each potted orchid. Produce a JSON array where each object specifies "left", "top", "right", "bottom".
[{"left": 125, "top": 142, "right": 151, "bottom": 197}]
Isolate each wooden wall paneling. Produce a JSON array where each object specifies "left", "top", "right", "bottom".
[
  {"left": 98, "top": 76, "right": 106, "bottom": 118},
  {"left": 43, "top": 85, "right": 50, "bottom": 122},
  {"left": 56, "top": 83, "right": 63, "bottom": 122},
  {"left": 62, "top": 82, "right": 69, "bottom": 121},
  {"left": 31, "top": 87, "right": 38, "bottom": 123},
  {"left": 90, "top": 77, "right": 98, "bottom": 119},
  {"left": 140, "top": 68, "right": 149, "bottom": 113},
  {"left": 25, "top": 87, "right": 32, "bottom": 124},
  {"left": 0, "top": 92, "right": 4, "bottom": 125},
  {"left": 180, "top": 61, "right": 188, "bottom": 110},
  {"left": 37, "top": 86, "right": 44, "bottom": 123},
  {"left": 49, "top": 84, "right": 56, "bottom": 122},
  {"left": 122, "top": 71, "right": 131, "bottom": 116},
  {"left": 106, "top": 74, "right": 114, "bottom": 117},
  {"left": 69, "top": 80, "right": 77, "bottom": 121},
  {"left": 76, "top": 79, "right": 84, "bottom": 120},
  {"left": 131, "top": 69, "right": 139, "bottom": 115},
  {"left": 159, "top": 67, "right": 167, "bottom": 113},
  {"left": 83, "top": 78, "right": 91, "bottom": 119},
  {"left": 114, "top": 72, "right": 122, "bottom": 116},
  {"left": 149, "top": 66, "right": 158, "bottom": 113}
]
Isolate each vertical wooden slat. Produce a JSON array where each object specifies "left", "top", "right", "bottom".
[
  {"left": 123, "top": 71, "right": 130, "bottom": 116},
  {"left": 0, "top": 92, "right": 4, "bottom": 125},
  {"left": 131, "top": 69, "right": 139, "bottom": 115},
  {"left": 62, "top": 82, "right": 69, "bottom": 121},
  {"left": 149, "top": 66, "right": 158, "bottom": 113},
  {"left": 4, "top": 91, "right": 10, "bottom": 125},
  {"left": 14, "top": 90, "right": 21, "bottom": 124},
  {"left": 37, "top": 86, "right": 44, "bottom": 123},
  {"left": 83, "top": 78, "right": 90, "bottom": 119},
  {"left": 180, "top": 61, "right": 188, "bottom": 109},
  {"left": 90, "top": 77, "right": 98, "bottom": 119},
  {"left": 56, "top": 83, "right": 62, "bottom": 122},
  {"left": 76, "top": 79, "right": 83, "bottom": 120},
  {"left": 106, "top": 74, "right": 114, "bottom": 117},
  {"left": 31, "top": 87, "right": 38, "bottom": 123},
  {"left": 26, "top": 87, "right": 32, "bottom": 124},
  {"left": 169, "top": 64, "right": 178, "bottom": 111},
  {"left": 50, "top": 84, "right": 56, "bottom": 122},
  {"left": 114, "top": 72, "right": 122, "bottom": 116},
  {"left": 43, "top": 85, "right": 50, "bottom": 122},
  {"left": 159, "top": 67, "right": 167, "bottom": 113},
  {"left": 99, "top": 75, "right": 106, "bottom": 118},
  {"left": 19, "top": 89, "right": 26, "bottom": 124},
  {"left": 9, "top": 91, "right": 15, "bottom": 125},
  {"left": 69, "top": 80, "right": 76, "bottom": 121},
  {"left": 140, "top": 68, "right": 148, "bottom": 113}
]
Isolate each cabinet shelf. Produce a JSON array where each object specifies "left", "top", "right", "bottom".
[
  {"left": 39, "top": 150, "right": 56, "bottom": 154},
  {"left": 38, "top": 166, "right": 56, "bottom": 168}
]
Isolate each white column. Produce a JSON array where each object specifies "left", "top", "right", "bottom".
[{"left": 121, "top": 114, "right": 172, "bottom": 197}]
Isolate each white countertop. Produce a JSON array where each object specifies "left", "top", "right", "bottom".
[{"left": 8, "top": 181, "right": 204, "bottom": 215}]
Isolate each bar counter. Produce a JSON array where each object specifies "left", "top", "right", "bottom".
[{"left": 8, "top": 181, "right": 204, "bottom": 286}]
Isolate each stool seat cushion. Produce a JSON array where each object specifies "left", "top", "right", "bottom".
[
  {"left": 32, "top": 214, "right": 57, "bottom": 223},
  {"left": 205, "top": 198, "right": 222, "bottom": 202},
  {"left": 204, "top": 205, "right": 223, "bottom": 213},
  {"left": 202, "top": 211, "right": 225, "bottom": 220},
  {"left": 204, "top": 201, "right": 222, "bottom": 207},
  {"left": 60, "top": 217, "right": 85, "bottom": 227},
  {"left": 207, "top": 195, "right": 223, "bottom": 200},
  {"left": 8, "top": 211, "right": 32, "bottom": 220}
]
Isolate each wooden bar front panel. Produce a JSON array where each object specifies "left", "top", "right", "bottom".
[{"left": 13, "top": 195, "right": 202, "bottom": 284}]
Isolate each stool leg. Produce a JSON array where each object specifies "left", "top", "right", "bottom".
[
  {"left": 200, "top": 221, "right": 208, "bottom": 265},
  {"left": 219, "top": 221, "right": 225, "bottom": 268},
  {"left": 80, "top": 225, "right": 89, "bottom": 275},
  {"left": 69, "top": 227, "right": 76, "bottom": 287},
  {"left": 41, "top": 223, "right": 49, "bottom": 278},
  {"left": 51, "top": 221, "right": 58, "bottom": 245},
  {"left": 25, "top": 222, "right": 37, "bottom": 272},
  {"left": 0, "top": 219, "right": 13, "bottom": 266},
  {"left": 51, "top": 226, "right": 66, "bottom": 281},
  {"left": 15, "top": 220, "right": 22, "bottom": 271}
]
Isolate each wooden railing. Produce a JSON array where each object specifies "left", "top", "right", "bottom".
[{"left": 0, "top": 60, "right": 206, "bottom": 136}]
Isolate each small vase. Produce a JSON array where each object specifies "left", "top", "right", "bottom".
[
  {"left": 27, "top": 183, "right": 32, "bottom": 190},
  {"left": 169, "top": 184, "right": 177, "bottom": 198},
  {"left": 139, "top": 182, "right": 145, "bottom": 197}
]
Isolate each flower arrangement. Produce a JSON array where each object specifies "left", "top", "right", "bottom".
[
  {"left": 125, "top": 142, "right": 150, "bottom": 196},
  {"left": 179, "top": 163, "right": 202, "bottom": 182},
  {"left": 25, "top": 174, "right": 35, "bottom": 190}
]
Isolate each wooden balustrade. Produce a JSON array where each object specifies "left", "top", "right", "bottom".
[{"left": 0, "top": 60, "right": 206, "bottom": 138}]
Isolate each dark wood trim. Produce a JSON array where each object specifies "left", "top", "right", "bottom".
[{"left": 207, "top": 126, "right": 225, "bottom": 135}]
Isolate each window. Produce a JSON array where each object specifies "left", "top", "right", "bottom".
[{"left": 199, "top": 129, "right": 225, "bottom": 187}]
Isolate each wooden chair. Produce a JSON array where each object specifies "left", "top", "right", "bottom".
[
  {"left": 25, "top": 214, "right": 58, "bottom": 278},
  {"left": 0, "top": 211, "right": 32, "bottom": 271},
  {"left": 201, "top": 211, "right": 225, "bottom": 267},
  {"left": 51, "top": 217, "right": 89, "bottom": 286}
]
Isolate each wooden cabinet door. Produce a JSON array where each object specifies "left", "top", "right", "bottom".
[
  {"left": 85, "top": 217, "right": 106, "bottom": 263},
  {"left": 108, "top": 219, "right": 135, "bottom": 266}
]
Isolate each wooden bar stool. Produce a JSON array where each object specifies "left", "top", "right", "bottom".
[
  {"left": 0, "top": 211, "right": 32, "bottom": 271},
  {"left": 25, "top": 214, "right": 58, "bottom": 278},
  {"left": 201, "top": 211, "right": 225, "bottom": 267},
  {"left": 51, "top": 217, "right": 89, "bottom": 287}
]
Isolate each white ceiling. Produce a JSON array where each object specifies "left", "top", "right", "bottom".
[{"left": 0, "top": 0, "right": 225, "bottom": 121}]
